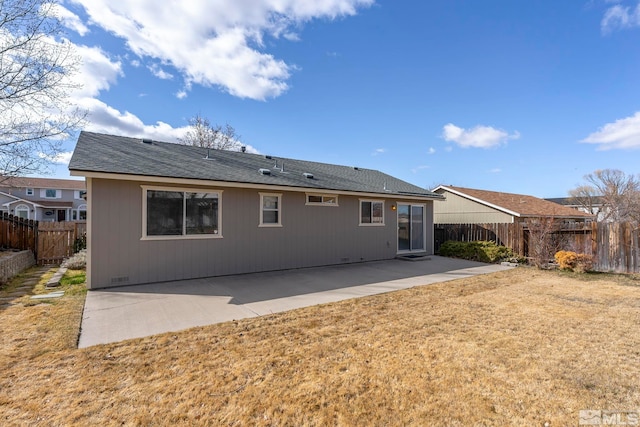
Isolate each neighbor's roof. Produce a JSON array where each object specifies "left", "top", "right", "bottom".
[
  {"left": 0, "top": 177, "right": 85, "bottom": 190},
  {"left": 69, "top": 131, "right": 442, "bottom": 199},
  {"left": 434, "top": 185, "right": 594, "bottom": 219},
  {"left": 545, "top": 196, "right": 605, "bottom": 206}
]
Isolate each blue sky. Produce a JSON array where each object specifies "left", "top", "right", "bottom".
[{"left": 42, "top": 0, "right": 640, "bottom": 198}]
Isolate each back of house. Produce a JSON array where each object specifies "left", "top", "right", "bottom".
[{"left": 69, "top": 131, "right": 443, "bottom": 289}]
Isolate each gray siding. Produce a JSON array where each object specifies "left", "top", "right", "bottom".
[
  {"left": 89, "top": 178, "right": 434, "bottom": 289},
  {"left": 433, "top": 191, "right": 514, "bottom": 224}
]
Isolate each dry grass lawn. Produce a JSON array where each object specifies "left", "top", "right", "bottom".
[{"left": 1, "top": 267, "right": 640, "bottom": 426}]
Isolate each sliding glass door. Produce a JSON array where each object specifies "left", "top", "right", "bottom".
[{"left": 397, "top": 204, "right": 425, "bottom": 253}]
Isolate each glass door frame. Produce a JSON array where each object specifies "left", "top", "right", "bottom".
[{"left": 397, "top": 203, "right": 426, "bottom": 254}]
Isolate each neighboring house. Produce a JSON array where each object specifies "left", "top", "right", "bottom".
[
  {"left": 0, "top": 177, "right": 86, "bottom": 222},
  {"left": 69, "top": 131, "right": 444, "bottom": 289},
  {"left": 545, "top": 196, "right": 608, "bottom": 222},
  {"left": 432, "top": 185, "right": 594, "bottom": 224}
]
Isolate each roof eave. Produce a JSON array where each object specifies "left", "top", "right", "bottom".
[
  {"left": 434, "top": 185, "right": 522, "bottom": 217},
  {"left": 71, "top": 170, "right": 442, "bottom": 201}
]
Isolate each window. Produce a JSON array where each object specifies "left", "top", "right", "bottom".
[
  {"left": 42, "top": 189, "right": 59, "bottom": 198},
  {"left": 259, "top": 193, "right": 282, "bottom": 227},
  {"left": 142, "top": 186, "right": 221, "bottom": 239},
  {"left": 360, "top": 199, "right": 384, "bottom": 226},
  {"left": 26, "top": 188, "right": 34, "bottom": 196},
  {"left": 74, "top": 190, "right": 85, "bottom": 200},
  {"left": 306, "top": 193, "right": 338, "bottom": 206},
  {"left": 15, "top": 204, "right": 29, "bottom": 219},
  {"left": 72, "top": 204, "right": 87, "bottom": 221}
]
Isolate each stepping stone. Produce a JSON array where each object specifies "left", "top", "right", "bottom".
[
  {"left": 31, "top": 291, "right": 64, "bottom": 300},
  {"left": 45, "top": 267, "right": 67, "bottom": 288}
]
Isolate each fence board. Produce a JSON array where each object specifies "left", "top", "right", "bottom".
[
  {"left": 0, "top": 213, "right": 38, "bottom": 255},
  {"left": 591, "top": 222, "right": 640, "bottom": 273},
  {"left": 435, "top": 221, "right": 640, "bottom": 274},
  {"left": 434, "top": 223, "right": 527, "bottom": 256},
  {"left": 37, "top": 221, "right": 85, "bottom": 265}
]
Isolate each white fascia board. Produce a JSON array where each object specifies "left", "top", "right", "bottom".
[{"left": 435, "top": 185, "right": 522, "bottom": 218}]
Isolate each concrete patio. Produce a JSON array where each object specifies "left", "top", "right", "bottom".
[{"left": 78, "top": 256, "right": 512, "bottom": 348}]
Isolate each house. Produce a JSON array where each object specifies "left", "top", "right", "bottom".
[
  {"left": 432, "top": 186, "right": 594, "bottom": 224},
  {"left": 0, "top": 177, "right": 86, "bottom": 222},
  {"left": 545, "top": 196, "right": 607, "bottom": 222},
  {"left": 431, "top": 186, "right": 594, "bottom": 256},
  {"left": 69, "top": 131, "right": 444, "bottom": 289}
]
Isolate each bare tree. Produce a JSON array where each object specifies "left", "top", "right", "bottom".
[
  {"left": 0, "top": 0, "right": 84, "bottom": 178},
  {"left": 526, "top": 216, "right": 569, "bottom": 268},
  {"left": 570, "top": 169, "right": 640, "bottom": 223},
  {"left": 178, "top": 114, "right": 243, "bottom": 151}
]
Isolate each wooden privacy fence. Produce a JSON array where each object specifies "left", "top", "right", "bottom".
[
  {"left": 591, "top": 222, "right": 640, "bottom": 274},
  {"left": 0, "top": 213, "right": 37, "bottom": 253},
  {"left": 37, "top": 221, "right": 86, "bottom": 265},
  {"left": 434, "top": 222, "right": 527, "bottom": 255},
  {"left": 435, "top": 221, "right": 640, "bottom": 274},
  {"left": 434, "top": 222, "right": 592, "bottom": 258}
]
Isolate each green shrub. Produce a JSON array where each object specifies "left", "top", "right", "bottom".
[
  {"left": 73, "top": 233, "right": 86, "bottom": 253},
  {"left": 438, "top": 241, "right": 519, "bottom": 263}
]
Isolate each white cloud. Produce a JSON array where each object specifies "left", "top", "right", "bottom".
[
  {"left": 411, "top": 165, "right": 430, "bottom": 173},
  {"left": 427, "top": 147, "right": 436, "bottom": 154},
  {"left": 148, "top": 64, "right": 173, "bottom": 80},
  {"left": 175, "top": 90, "right": 188, "bottom": 99},
  {"left": 601, "top": 1, "right": 640, "bottom": 33},
  {"left": 70, "top": 0, "right": 374, "bottom": 100},
  {"left": 489, "top": 168, "right": 502, "bottom": 173},
  {"left": 372, "top": 148, "right": 386, "bottom": 156},
  {"left": 53, "top": 4, "right": 89, "bottom": 36},
  {"left": 581, "top": 111, "right": 640, "bottom": 149},
  {"left": 442, "top": 123, "right": 520, "bottom": 149},
  {"left": 39, "top": 151, "right": 74, "bottom": 164},
  {"left": 74, "top": 97, "right": 187, "bottom": 142},
  {"left": 71, "top": 45, "right": 123, "bottom": 98}
]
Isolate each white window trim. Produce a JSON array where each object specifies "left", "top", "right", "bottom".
[
  {"left": 305, "top": 193, "right": 339, "bottom": 207},
  {"left": 26, "top": 188, "right": 34, "bottom": 196},
  {"left": 14, "top": 204, "right": 30, "bottom": 220},
  {"left": 141, "top": 185, "right": 223, "bottom": 240},
  {"left": 259, "top": 192, "right": 282, "bottom": 227},
  {"left": 73, "top": 204, "right": 87, "bottom": 221},
  {"left": 359, "top": 199, "right": 385, "bottom": 226}
]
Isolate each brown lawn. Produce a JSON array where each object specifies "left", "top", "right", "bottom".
[{"left": 1, "top": 267, "right": 640, "bottom": 426}]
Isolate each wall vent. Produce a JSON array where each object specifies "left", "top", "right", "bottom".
[
  {"left": 352, "top": 166, "right": 359, "bottom": 170},
  {"left": 264, "top": 155, "right": 272, "bottom": 160},
  {"left": 259, "top": 168, "right": 271, "bottom": 175},
  {"left": 303, "top": 172, "right": 314, "bottom": 179},
  {"left": 142, "top": 138, "right": 153, "bottom": 144}
]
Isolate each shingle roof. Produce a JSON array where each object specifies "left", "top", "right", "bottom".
[
  {"left": 0, "top": 177, "right": 85, "bottom": 190},
  {"left": 436, "top": 186, "right": 593, "bottom": 219},
  {"left": 69, "top": 131, "right": 441, "bottom": 199},
  {"left": 545, "top": 196, "right": 605, "bottom": 206}
]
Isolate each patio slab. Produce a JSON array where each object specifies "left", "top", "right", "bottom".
[{"left": 78, "top": 256, "right": 512, "bottom": 348}]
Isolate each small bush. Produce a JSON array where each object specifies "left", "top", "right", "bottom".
[
  {"left": 554, "top": 250, "right": 593, "bottom": 273},
  {"left": 438, "top": 241, "right": 519, "bottom": 263},
  {"left": 62, "top": 249, "right": 86, "bottom": 270}
]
